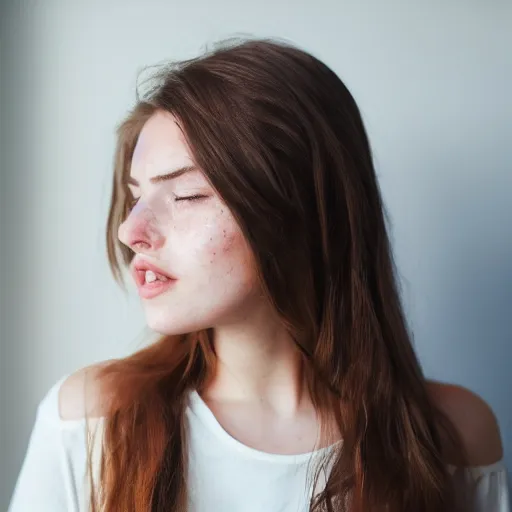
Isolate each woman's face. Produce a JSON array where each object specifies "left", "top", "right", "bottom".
[{"left": 118, "top": 110, "right": 259, "bottom": 334}]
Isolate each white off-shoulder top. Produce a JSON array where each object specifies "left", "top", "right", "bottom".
[{"left": 8, "top": 376, "right": 511, "bottom": 511}]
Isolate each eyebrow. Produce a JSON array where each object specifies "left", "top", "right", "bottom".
[{"left": 125, "top": 165, "right": 198, "bottom": 186}]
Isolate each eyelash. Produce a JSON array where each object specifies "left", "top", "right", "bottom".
[
  {"left": 128, "top": 194, "right": 206, "bottom": 210},
  {"left": 174, "top": 194, "right": 207, "bottom": 202}
]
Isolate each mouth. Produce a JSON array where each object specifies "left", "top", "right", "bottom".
[{"left": 131, "top": 259, "right": 177, "bottom": 299}]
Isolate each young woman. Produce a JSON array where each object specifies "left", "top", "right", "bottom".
[{"left": 8, "top": 38, "right": 509, "bottom": 512}]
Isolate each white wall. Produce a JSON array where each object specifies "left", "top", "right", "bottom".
[{"left": 1, "top": 0, "right": 510, "bottom": 506}]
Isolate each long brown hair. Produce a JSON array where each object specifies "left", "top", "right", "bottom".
[{"left": 91, "top": 37, "right": 470, "bottom": 511}]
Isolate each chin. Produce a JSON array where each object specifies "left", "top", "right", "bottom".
[
  {"left": 143, "top": 305, "right": 205, "bottom": 336},
  {"left": 145, "top": 316, "right": 189, "bottom": 336}
]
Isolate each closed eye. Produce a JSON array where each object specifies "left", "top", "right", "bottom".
[
  {"left": 174, "top": 194, "right": 208, "bottom": 202},
  {"left": 126, "top": 194, "right": 207, "bottom": 212}
]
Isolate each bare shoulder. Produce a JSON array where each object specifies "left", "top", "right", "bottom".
[
  {"left": 425, "top": 379, "right": 504, "bottom": 466},
  {"left": 58, "top": 361, "right": 112, "bottom": 421}
]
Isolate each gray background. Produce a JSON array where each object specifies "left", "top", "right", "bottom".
[{"left": 1, "top": 0, "right": 511, "bottom": 508}]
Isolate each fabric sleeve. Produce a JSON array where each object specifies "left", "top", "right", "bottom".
[
  {"left": 7, "top": 376, "right": 79, "bottom": 512},
  {"left": 449, "top": 459, "right": 511, "bottom": 512}
]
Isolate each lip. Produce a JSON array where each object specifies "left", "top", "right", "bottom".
[{"left": 131, "top": 258, "right": 177, "bottom": 299}]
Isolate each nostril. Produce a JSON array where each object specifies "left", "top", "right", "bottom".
[{"left": 133, "top": 240, "right": 150, "bottom": 251}]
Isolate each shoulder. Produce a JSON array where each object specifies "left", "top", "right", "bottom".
[
  {"left": 425, "top": 379, "right": 504, "bottom": 466},
  {"left": 58, "top": 361, "right": 112, "bottom": 421}
]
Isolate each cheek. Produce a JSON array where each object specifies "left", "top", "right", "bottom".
[
  {"left": 202, "top": 219, "right": 254, "bottom": 282},
  {"left": 167, "top": 205, "right": 255, "bottom": 281},
  {"left": 206, "top": 231, "right": 251, "bottom": 282},
  {"left": 207, "top": 228, "right": 238, "bottom": 262}
]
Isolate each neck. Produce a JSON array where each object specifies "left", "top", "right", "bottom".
[{"left": 204, "top": 305, "right": 310, "bottom": 416}]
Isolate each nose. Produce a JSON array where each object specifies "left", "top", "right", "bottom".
[{"left": 118, "top": 200, "right": 165, "bottom": 254}]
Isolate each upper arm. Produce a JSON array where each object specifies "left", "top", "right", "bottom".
[
  {"left": 8, "top": 368, "right": 104, "bottom": 512},
  {"left": 427, "top": 380, "right": 504, "bottom": 467},
  {"left": 9, "top": 363, "right": 112, "bottom": 511},
  {"left": 8, "top": 405, "right": 67, "bottom": 511}
]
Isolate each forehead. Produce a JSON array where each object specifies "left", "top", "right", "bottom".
[{"left": 130, "top": 111, "right": 194, "bottom": 180}]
